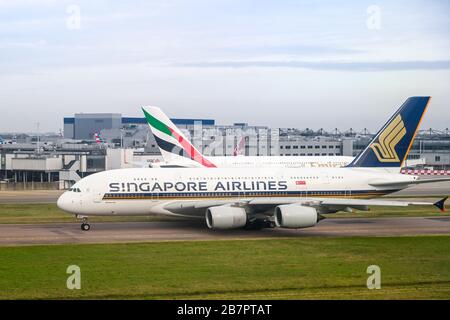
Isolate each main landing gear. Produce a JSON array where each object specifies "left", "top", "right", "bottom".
[
  {"left": 245, "top": 218, "right": 275, "bottom": 230},
  {"left": 80, "top": 217, "right": 91, "bottom": 231}
]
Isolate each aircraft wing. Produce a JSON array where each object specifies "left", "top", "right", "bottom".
[
  {"left": 369, "top": 177, "right": 450, "bottom": 187},
  {"left": 163, "top": 196, "right": 447, "bottom": 216},
  {"left": 250, "top": 197, "right": 444, "bottom": 212},
  {"left": 249, "top": 197, "right": 433, "bottom": 207},
  {"left": 164, "top": 199, "right": 237, "bottom": 211}
]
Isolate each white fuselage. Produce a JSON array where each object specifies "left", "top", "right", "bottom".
[
  {"left": 57, "top": 167, "right": 416, "bottom": 218},
  {"left": 153, "top": 155, "right": 354, "bottom": 168}
]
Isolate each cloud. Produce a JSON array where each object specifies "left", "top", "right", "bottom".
[
  {"left": 219, "top": 42, "right": 362, "bottom": 55},
  {"left": 0, "top": 39, "right": 47, "bottom": 48},
  {"left": 175, "top": 60, "right": 450, "bottom": 71},
  {"left": 0, "top": 0, "right": 59, "bottom": 6}
]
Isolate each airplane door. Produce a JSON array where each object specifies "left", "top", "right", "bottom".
[
  {"left": 93, "top": 189, "right": 103, "bottom": 203},
  {"left": 151, "top": 189, "right": 159, "bottom": 201},
  {"left": 319, "top": 171, "right": 331, "bottom": 198},
  {"left": 321, "top": 171, "right": 331, "bottom": 185},
  {"left": 75, "top": 190, "right": 83, "bottom": 207},
  {"left": 238, "top": 188, "right": 244, "bottom": 200}
]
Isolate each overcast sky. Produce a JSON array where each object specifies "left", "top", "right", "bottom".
[{"left": 0, "top": 0, "right": 449, "bottom": 133}]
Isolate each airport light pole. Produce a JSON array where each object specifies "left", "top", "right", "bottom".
[
  {"left": 120, "top": 129, "right": 123, "bottom": 148},
  {"left": 36, "top": 122, "right": 40, "bottom": 154}
]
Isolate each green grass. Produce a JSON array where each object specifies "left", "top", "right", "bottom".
[
  {"left": 0, "top": 236, "right": 449, "bottom": 299},
  {"left": 0, "top": 203, "right": 448, "bottom": 224},
  {"left": 0, "top": 204, "right": 172, "bottom": 224}
]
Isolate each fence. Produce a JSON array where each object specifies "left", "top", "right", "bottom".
[{"left": 0, "top": 182, "right": 61, "bottom": 191}]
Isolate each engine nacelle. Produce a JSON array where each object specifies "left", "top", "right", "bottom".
[
  {"left": 206, "top": 206, "right": 247, "bottom": 230},
  {"left": 274, "top": 205, "right": 320, "bottom": 229}
]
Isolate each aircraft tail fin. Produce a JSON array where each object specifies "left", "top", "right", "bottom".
[
  {"left": 347, "top": 96, "right": 431, "bottom": 168},
  {"left": 142, "top": 106, "right": 217, "bottom": 168}
]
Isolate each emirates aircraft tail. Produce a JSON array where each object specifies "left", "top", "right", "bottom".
[{"left": 142, "top": 106, "right": 217, "bottom": 168}]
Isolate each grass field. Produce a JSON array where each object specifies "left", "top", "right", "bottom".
[
  {"left": 0, "top": 236, "right": 450, "bottom": 299},
  {"left": 0, "top": 203, "right": 448, "bottom": 224},
  {"left": 0, "top": 204, "right": 171, "bottom": 224}
]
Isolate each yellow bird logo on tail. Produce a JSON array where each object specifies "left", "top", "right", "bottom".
[{"left": 370, "top": 115, "right": 406, "bottom": 162}]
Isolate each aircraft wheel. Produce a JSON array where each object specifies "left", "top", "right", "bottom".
[{"left": 81, "top": 223, "right": 91, "bottom": 231}]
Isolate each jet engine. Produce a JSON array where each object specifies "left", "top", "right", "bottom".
[
  {"left": 206, "top": 206, "right": 247, "bottom": 230},
  {"left": 274, "top": 205, "right": 321, "bottom": 229}
]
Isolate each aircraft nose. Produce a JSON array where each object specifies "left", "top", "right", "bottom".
[{"left": 57, "top": 192, "right": 74, "bottom": 213}]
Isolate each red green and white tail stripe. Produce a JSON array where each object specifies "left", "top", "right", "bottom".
[{"left": 142, "top": 107, "right": 217, "bottom": 168}]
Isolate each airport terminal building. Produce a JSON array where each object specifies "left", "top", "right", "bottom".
[{"left": 62, "top": 113, "right": 349, "bottom": 157}]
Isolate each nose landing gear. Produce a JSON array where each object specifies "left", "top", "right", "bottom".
[
  {"left": 79, "top": 216, "right": 91, "bottom": 231},
  {"left": 81, "top": 223, "right": 91, "bottom": 231}
]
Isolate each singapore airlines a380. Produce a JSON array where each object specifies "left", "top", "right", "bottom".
[{"left": 57, "top": 96, "right": 449, "bottom": 231}]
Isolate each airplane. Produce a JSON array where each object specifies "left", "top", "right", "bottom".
[
  {"left": 57, "top": 96, "right": 449, "bottom": 231},
  {"left": 142, "top": 106, "right": 354, "bottom": 168}
]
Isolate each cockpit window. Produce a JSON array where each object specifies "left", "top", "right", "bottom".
[{"left": 68, "top": 188, "right": 81, "bottom": 192}]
